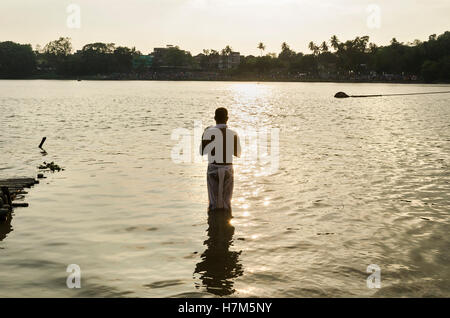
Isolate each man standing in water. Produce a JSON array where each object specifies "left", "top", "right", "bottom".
[{"left": 200, "top": 108, "right": 241, "bottom": 213}]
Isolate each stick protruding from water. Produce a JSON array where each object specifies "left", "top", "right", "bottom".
[{"left": 38, "top": 137, "right": 47, "bottom": 149}]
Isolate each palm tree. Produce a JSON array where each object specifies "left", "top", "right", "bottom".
[
  {"left": 220, "top": 45, "right": 233, "bottom": 69},
  {"left": 281, "top": 42, "right": 290, "bottom": 52},
  {"left": 221, "top": 45, "right": 232, "bottom": 56},
  {"left": 308, "top": 41, "right": 319, "bottom": 55},
  {"left": 390, "top": 38, "right": 399, "bottom": 45},
  {"left": 257, "top": 42, "right": 266, "bottom": 56},
  {"left": 320, "top": 41, "right": 329, "bottom": 53},
  {"left": 330, "top": 35, "right": 340, "bottom": 51}
]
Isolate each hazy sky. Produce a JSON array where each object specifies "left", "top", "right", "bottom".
[{"left": 1, "top": 0, "right": 449, "bottom": 55}]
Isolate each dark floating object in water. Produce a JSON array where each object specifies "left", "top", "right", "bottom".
[
  {"left": 335, "top": 90, "right": 450, "bottom": 98},
  {"left": 37, "top": 173, "right": 45, "bottom": 179},
  {"left": 38, "top": 161, "right": 64, "bottom": 172},
  {"left": 334, "top": 92, "right": 349, "bottom": 98}
]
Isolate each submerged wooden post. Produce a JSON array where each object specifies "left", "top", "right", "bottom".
[
  {"left": 0, "top": 187, "right": 12, "bottom": 220},
  {"left": 0, "top": 208, "right": 8, "bottom": 220},
  {"left": 0, "top": 187, "right": 12, "bottom": 206},
  {"left": 39, "top": 137, "right": 47, "bottom": 149}
]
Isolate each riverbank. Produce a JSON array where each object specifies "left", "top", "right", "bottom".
[{"left": 3, "top": 73, "right": 447, "bottom": 84}]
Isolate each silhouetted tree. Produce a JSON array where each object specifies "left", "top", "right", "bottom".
[
  {"left": 114, "top": 46, "right": 139, "bottom": 73},
  {"left": 257, "top": 42, "right": 266, "bottom": 56},
  {"left": 308, "top": 41, "right": 320, "bottom": 55},
  {"left": 42, "top": 37, "right": 73, "bottom": 74},
  {"left": 320, "top": 41, "right": 329, "bottom": 53},
  {"left": 79, "top": 42, "right": 116, "bottom": 74},
  {"left": 330, "top": 35, "right": 340, "bottom": 51},
  {"left": 165, "top": 46, "right": 193, "bottom": 67},
  {"left": 279, "top": 42, "right": 295, "bottom": 64},
  {"left": 44, "top": 37, "right": 72, "bottom": 56},
  {"left": 0, "top": 41, "right": 36, "bottom": 78},
  {"left": 221, "top": 45, "right": 233, "bottom": 56},
  {"left": 1, "top": 31, "right": 449, "bottom": 81}
]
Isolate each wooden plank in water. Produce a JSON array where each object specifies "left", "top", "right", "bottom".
[
  {"left": 0, "top": 183, "right": 35, "bottom": 187},
  {"left": 0, "top": 177, "right": 36, "bottom": 182},
  {"left": 0, "top": 178, "right": 37, "bottom": 183},
  {"left": 0, "top": 178, "right": 38, "bottom": 188},
  {"left": 12, "top": 203, "right": 29, "bottom": 208}
]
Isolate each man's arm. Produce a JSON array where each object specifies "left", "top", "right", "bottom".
[
  {"left": 234, "top": 134, "right": 241, "bottom": 158},
  {"left": 200, "top": 126, "right": 213, "bottom": 156}
]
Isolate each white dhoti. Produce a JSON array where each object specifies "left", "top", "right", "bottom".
[{"left": 207, "top": 164, "right": 234, "bottom": 212}]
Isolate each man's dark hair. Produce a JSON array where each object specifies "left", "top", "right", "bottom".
[{"left": 214, "top": 107, "right": 228, "bottom": 123}]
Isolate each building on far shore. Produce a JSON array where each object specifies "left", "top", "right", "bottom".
[
  {"left": 150, "top": 45, "right": 241, "bottom": 71},
  {"left": 219, "top": 51, "right": 241, "bottom": 70},
  {"left": 132, "top": 55, "right": 153, "bottom": 71},
  {"left": 151, "top": 45, "right": 191, "bottom": 68},
  {"left": 152, "top": 45, "right": 173, "bottom": 66}
]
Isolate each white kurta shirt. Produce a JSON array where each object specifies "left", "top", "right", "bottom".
[{"left": 199, "top": 124, "right": 241, "bottom": 164}]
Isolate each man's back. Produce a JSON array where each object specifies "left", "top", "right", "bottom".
[{"left": 200, "top": 124, "right": 241, "bottom": 165}]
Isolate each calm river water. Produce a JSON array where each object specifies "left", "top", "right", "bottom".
[{"left": 0, "top": 80, "right": 449, "bottom": 297}]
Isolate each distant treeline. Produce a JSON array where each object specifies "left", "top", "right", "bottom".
[{"left": 0, "top": 31, "right": 449, "bottom": 82}]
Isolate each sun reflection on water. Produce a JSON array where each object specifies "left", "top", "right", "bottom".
[{"left": 196, "top": 83, "right": 276, "bottom": 296}]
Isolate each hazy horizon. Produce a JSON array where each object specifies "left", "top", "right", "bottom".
[{"left": 1, "top": 0, "right": 449, "bottom": 55}]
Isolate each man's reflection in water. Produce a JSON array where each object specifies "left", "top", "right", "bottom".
[{"left": 194, "top": 209, "right": 243, "bottom": 296}]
